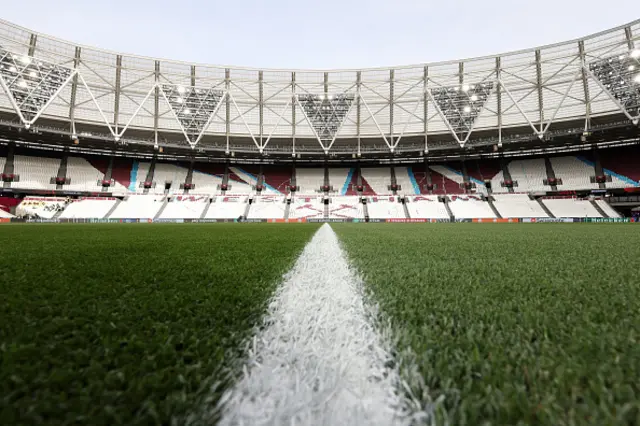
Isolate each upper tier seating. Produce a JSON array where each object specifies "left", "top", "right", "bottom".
[
  {"left": 551, "top": 157, "right": 599, "bottom": 190},
  {"left": 109, "top": 195, "right": 164, "bottom": 219},
  {"left": 448, "top": 195, "right": 496, "bottom": 219},
  {"left": 366, "top": 196, "right": 406, "bottom": 219},
  {"left": 159, "top": 195, "right": 209, "bottom": 219},
  {"left": 394, "top": 167, "right": 420, "bottom": 195},
  {"left": 406, "top": 195, "right": 450, "bottom": 219},
  {"left": 361, "top": 168, "right": 391, "bottom": 195},
  {"left": 328, "top": 196, "right": 364, "bottom": 219},
  {"left": 289, "top": 196, "right": 324, "bottom": 219},
  {"left": 247, "top": 195, "right": 287, "bottom": 219},
  {"left": 541, "top": 198, "right": 602, "bottom": 218},
  {"left": 227, "top": 167, "right": 259, "bottom": 194},
  {"left": 59, "top": 197, "right": 117, "bottom": 219},
  {"left": 328, "top": 168, "right": 351, "bottom": 195},
  {"left": 16, "top": 197, "right": 67, "bottom": 219},
  {"left": 205, "top": 195, "right": 248, "bottom": 219},
  {"left": 505, "top": 159, "right": 548, "bottom": 192},
  {"left": 599, "top": 145, "right": 640, "bottom": 188},
  {"left": 149, "top": 163, "right": 189, "bottom": 195},
  {"left": 296, "top": 168, "right": 325, "bottom": 194},
  {"left": 64, "top": 157, "right": 104, "bottom": 192},
  {"left": 12, "top": 155, "right": 60, "bottom": 190},
  {"left": 492, "top": 194, "right": 549, "bottom": 218},
  {"left": 262, "top": 166, "right": 292, "bottom": 194}
]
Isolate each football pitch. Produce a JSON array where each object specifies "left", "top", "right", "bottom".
[{"left": 1, "top": 223, "right": 639, "bottom": 425}]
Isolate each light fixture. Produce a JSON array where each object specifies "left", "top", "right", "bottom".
[
  {"left": 630, "top": 49, "right": 640, "bottom": 59},
  {"left": 463, "top": 106, "right": 471, "bottom": 113},
  {"left": 20, "top": 55, "right": 31, "bottom": 65},
  {"left": 176, "top": 97, "right": 183, "bottom": 103},
  {"left": 18, "top": 80, "right": 27, "bottom": 88},
  {"left": 470, "top": 94, "right": 478, "bottom": 101},
  {"left": 634, "top": 74, "right": 640, "bottom": 84},
  {"left": 177, "top": 86, "right": 186, "bottom": 94},
  {"left": 9, "top": 65, "right": 16, "bottom": 72},
  {"left": 462, "top": 84, "right": 470, "bottom": 92},
  {"left": 630, "top": 65, "right": 636, "bottom": 71},
  {"left": 29, "top": 70, "right": 37, "bottom": 77},
  {"left": 183, "top": 108, "right": 191, "bottom": 114}
]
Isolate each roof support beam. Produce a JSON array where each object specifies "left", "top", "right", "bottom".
[
  {"left": 69, "top": 46, "right": 81, "bottom": 137},
  {"left": 389, "top": 69, "right": 394, "bottom": 152},
  {"left": 28, "top": 34, "right": 37, "bottom": 56},
  {"left": 190, "top": 65, "right": 196, "bottom": 87},
  {"left": 259, "top": 70, "right": 264, "bottom": 147},
  {"left": 154, "top": 60, "right": 160, "bottom": 147},
  {"left": 356, "top": 71, "right": 361, "bottom": 156},
  {"left": 495, "top": 57, "right": 503, "bottom": 147},
  {"left": 625, "top": 26, "right": 635, "bottom": 50},
  {"left": 535, "top": 49, "right": 544, "bottom": 133},
  {"left": 578, "top": 41, "right": 591, "bottom": 131},
  {"left": 225, "top": 68, "right": 230, "bottom": 153},
  {"left": 113, "top": 55, "right": 122, "bottom": 139},
  {"left": 423, "top": 66, "right": 428, "bottom": 153},
  {"left": 291, "top": 72, "right": 296, "bottom": 156}
]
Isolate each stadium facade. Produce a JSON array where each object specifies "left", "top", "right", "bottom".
[{"left": 0, "top": 18, "right": 638, "bottom": 162}]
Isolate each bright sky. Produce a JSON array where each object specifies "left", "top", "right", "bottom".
[{"left": 1, "top": 0, "right": 637, "bottom": 69}]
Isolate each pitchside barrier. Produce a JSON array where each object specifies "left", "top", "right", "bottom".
[{"left": 7, "top": 217, "right": 639, "bottom": 224}]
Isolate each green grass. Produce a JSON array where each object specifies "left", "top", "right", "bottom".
[
  {"left": 334, "top": 223, "right": 640, "bottom": 426},
  {"left": 0, "top": 223, "right": 319, "bottom": 425}
]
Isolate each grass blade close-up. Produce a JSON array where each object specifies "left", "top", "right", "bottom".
[
  {"left": 0, "top": 223, "right": 319, "bottom": 425},
  {"left": 334, "top": 223, "right": 640, "bottom": 425}
]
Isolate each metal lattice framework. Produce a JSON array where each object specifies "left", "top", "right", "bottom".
[
  {"left": 0, "top": 18, "right": 638, "bottom": 155},
  {"left": 298, "top": 93, "right": 354, "bottom": 151},
  {"left": 0, "top": 46, "right": 74, "bottom": 126},
  {"left": 588, "top": 52, "right": 640, "bottom": 118},
  {"left": 429, "top": 82, "right": 493, "bottom": 145},
  {"left": 160, "top": 84, "right": 225, "bottom": 146}
]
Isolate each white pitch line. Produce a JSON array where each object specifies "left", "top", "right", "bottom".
[{"left": 215, "top": 223, "right": 425, "bottom": 426}]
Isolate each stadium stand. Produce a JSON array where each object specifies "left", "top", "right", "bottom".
[
  {"left": 594, "top": 199, "right": 620, "bottom": 218},
  {"left": 246, "top": 195, "right": 287, "bottom": 220},
  {"left": 394, "top": 167, "right": 420, "bottom": 195},
  {"left": 262, "top": 165, "right": 292, "bottom": 194},
  {"left": 501, "top": 158, "right": 548, "bottom": 193},
  {"left": 598, "top": 146, "right": 640, "bottom": 188},
  {"left": 541, "top": 198, "right": 602, "bottom": 218},
  {"left": 288, "top": 196, "right": 324, "bottom": 219},
  {"left": 366, "top": 196, "right": 406, "bottom": 219},
  {"left": 448, "top": 195, "right": 497, "bottom": 219},
  {"left": 64, "top": 157, "right": 104, "bottom": 192},
  {"left": 406, "top": 195, "right": 450, "bottom": 219},
  {"left": 430, "top": 166, "right": 465, "bottom": 194},
  {"left": 492, "top": 194, "right": 549, "bottom": 218},
  {"left": 205, "top": 195, "right": 248, "bottom": 219},
  {"left": 12, "top": 155, "right": 59, "bottom": 190},
  {"left": 328, "top": 196, "right": 364, "bottom": 219},
  {"left": 158, "top": 195, "right": 209, "bottom": 219},
  {"left": 108, "top": 195, "right": 164, "bottom": 219},
  {"left": 361, "top": 168, "right": 391, "bottom": 195},
  {"left": 550, "top": 157, "right": 599, "bottom": 190},
  {"left": 149, "top": 163, "right": 189, "bottom": 195},
  {"left": 296, "top": 168, "right": 325, "bottom": 194},
  {"left": 59, "top": 197, "right": 118, "bottom": 219},
  {"left": 328, "top": 168, "right": 351, "bottom": 195},
  {"left": 16, "top": 197, "right": 67, "bottom": 219}
]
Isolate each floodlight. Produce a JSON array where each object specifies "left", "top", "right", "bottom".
[
  {"left": 470, "top": 94, "right": 478, "bottom": 101},
  {"left": 177, "top": 86, "right": 186, "bottom": 94},
  {"left": 18, "top": 80, "right": 27, "bottom": 88},
  {"left": 635, "top": 74, "right": 640, "bottom": 84},
  {"left": 463, "top": 106, "right": 471, "bottom": 113},
  {"left": 184, "top": 108, "right": 191, "bottom": 114},
  {"left": 20, "top": 55, "right": 31, "bottom": 65},
  {"left": 631, "top": 49, "right": 640, "bottom": 59},
  {"left": 462, "top": 84, "right": 470, "bottom": 92}
]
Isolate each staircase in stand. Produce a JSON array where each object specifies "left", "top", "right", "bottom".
[
  {"left": 154, "top": 197, "right": 170, "bottom": 220},
  {"left": 590, "top": 199, "right": 609, "bottom": 218},
  {"left": 200, "top": 198, "right": 212, "bottom": 220},
  {"left": 487, "top": 196, "right": 502, "bottom": 218},
  {"left": 537, "top": 198, "right": 555, "bottom": 218},
  {"left": 443, "top": 197, "right": 455, "bottom": 221},
  {"left": 143, "top": 156, "right": 157, "bottom": 195},
  {"left": 2, "top": 142, "right": 15, "bottom": 189},
  {"left": 104, "top": 199, "right": 122, "bottom": 219},
  {"left": 402, "top": 198, "right": 411, "bottom": 219}
]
